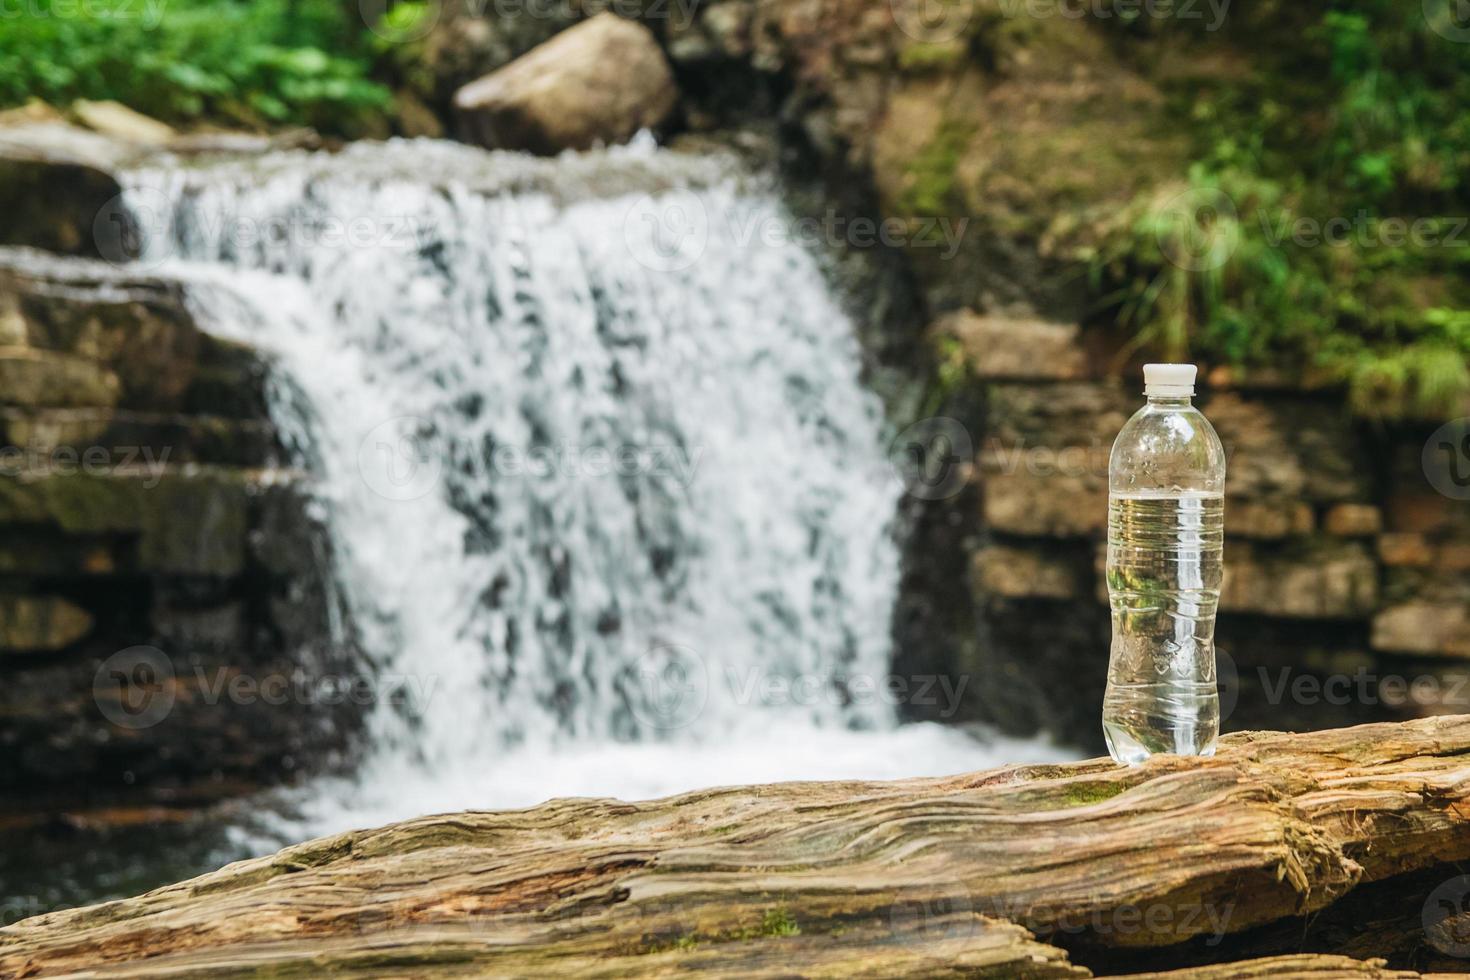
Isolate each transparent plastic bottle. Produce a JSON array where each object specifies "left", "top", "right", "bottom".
[{"left": 1102, "top": 364, "right": 1226, "bottom": 764}]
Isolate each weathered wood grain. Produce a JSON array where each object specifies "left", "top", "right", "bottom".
[{"left": 6, "top": 716, "right": 1470, "bottom": 978}]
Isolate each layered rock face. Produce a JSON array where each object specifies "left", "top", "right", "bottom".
[
  {"left": 411, "top": 3, "right": 1470, "bottom": 749},
  {"left": 896, "top": 313, "right": 1470, "bottom": 748},
  {"left": 0, "top": 128, "right": 357, "bottom": 822}
]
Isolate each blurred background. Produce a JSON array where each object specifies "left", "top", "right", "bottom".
[{"left": 1, "top": 0, "right": 1467, "bottom": 918}]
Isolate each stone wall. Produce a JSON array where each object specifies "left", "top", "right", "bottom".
[
  {"left": 0, "top": 248, "right": 357, "bottom": 824},
  {"left": 896, "top": 312, "right": 1470, "bottom": 750}
]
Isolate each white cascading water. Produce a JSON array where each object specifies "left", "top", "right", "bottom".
[{"left": 120, "top": 137, "right": 1068, "bottom": 835}]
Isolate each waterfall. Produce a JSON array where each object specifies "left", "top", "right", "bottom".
[{"left": 121, "top": 137, "right": 1066, "bottom": 833}]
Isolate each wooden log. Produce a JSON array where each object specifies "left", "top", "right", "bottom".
[{"left": 6, "top": 716, "right": 1470, "bottom": 978}]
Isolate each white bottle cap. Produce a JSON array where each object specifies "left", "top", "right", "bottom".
[{"left": 1143, "top": 363, "right": 1197, "bottom": 397}]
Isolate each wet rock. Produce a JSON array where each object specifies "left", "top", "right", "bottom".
[
  {"left": 0, "top": 409, "right": 276, "bottom": 468},
  {"left": 0, "top": 124, "right": 128, "bottom": 257},
  {"left": 1228, "top": 498, "right": 1314, "bottom": 540},
  {"left": 667, "top": 0, "right": 754, "bottom": 63},
  {"left": 417, "top": 0, "right": 583, "bottom": 108},
  {"left": 1324, "top": 503, "right": 1383, "bottom": 538},
  {"left": 1376, "top": 533, "right": 1437, "bottom": 568},
  {"left": 935, "top": 310, "right": 1091, "bottom": 381},
  {"left": 0, "top": 468, "right": 252, "bottom": 578},
  {"left": 0, "top": 119, "right": 313, "bottom": 260},
  {"left": 985, "top": 381, "right": 1132, "bottom": 451},
  {"left": 1221, "top": 540, "right": 1379, "bottom": 619},
  {"left": 454, "top": 13, "right": 680, "bottom": 154},
  {"left": 167, "top": 128, "right": 321, "bottom": 156},
  {"left": 1438, "top": 542, "right": 1470, "bottom": 573},
  {"left": 0, "top": 347, "right": 121, "bottom": 408},
  {"left": 1384, "top": 490, "right": 1465, "bottom": 536},
  {"left": 972, "top": 543, "right": 1084, "bottom": 599},
  {"left": 0, "top": 248, "right": 267, "bottom": 417},
  {"left": 980, "top": 459, "right": 1107, "bottom": 538},
  {"left": 392, "top": 90, "right": 445, "bottom": 139},
  {"left": 1372, "top": 601, "right": 1470, "bottom": 657},
  {"left": 0, "top": 527, "right": 116, "bottom": 576},
  {"left": 70, "top": 100, "right": 176, "bottom": 146},
  {"left": 0, "top": 595, "right": 93, "bottom": 652},
  {"left": 0, "top": 99, "right": 65, "bottom": 127},
  {"left": 0, "top": 248, "right": 360, "bottom": 817},
  {"left": 1204, "top": 393, "right": 1371, "bottom": 503}
]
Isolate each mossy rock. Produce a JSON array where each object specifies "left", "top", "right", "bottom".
[{"left": 0, "top": 468, "right": 252, "bottom": 577}]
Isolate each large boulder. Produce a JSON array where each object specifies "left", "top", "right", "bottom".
[
  {"left": 0, "top": 124, "right": 131, "bottom": 257},
  {"left": 453, "top": 13, "right": 680, "bottom": 155},
  {"left": 69, "top": 100, "right": 177, "bottom": 145}
]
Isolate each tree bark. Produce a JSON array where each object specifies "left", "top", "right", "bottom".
[{"left": 7, "top": 716, "right": 1470, "bottom": 978}]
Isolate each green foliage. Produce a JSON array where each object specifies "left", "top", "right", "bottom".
[
  {"left": 1092, "top": 4, "right": 1470, "bottom": 418},
  {"left": 901, "top": 120, "right": 975, "bottom": 218},
  {"left": 898, "top": 41, "right": 969, "bottom": 74},
  {"left": 920, "top": 332, "right": 972, "bottom": 418},
  {"left": 0, "top": 0, "right": 390, "bottom": 133},
  {"left": 371, "top": 1, "right": 435, "bottom": 50},
  {"left": 757, "top": 907, "right": 801, "bottom": 938}
]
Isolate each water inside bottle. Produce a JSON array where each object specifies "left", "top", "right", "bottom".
[{"left": 1102, "top": 490, "right": 1223, "bottom": 764}]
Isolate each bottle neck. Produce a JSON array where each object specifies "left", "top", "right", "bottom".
[{"left": 1146, "top": 394, "right": 1193, "bottom": 408}]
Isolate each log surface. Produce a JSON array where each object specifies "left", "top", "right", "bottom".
[{"left": 7, "top": 716, "right": 1470, "bottom": 978}]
